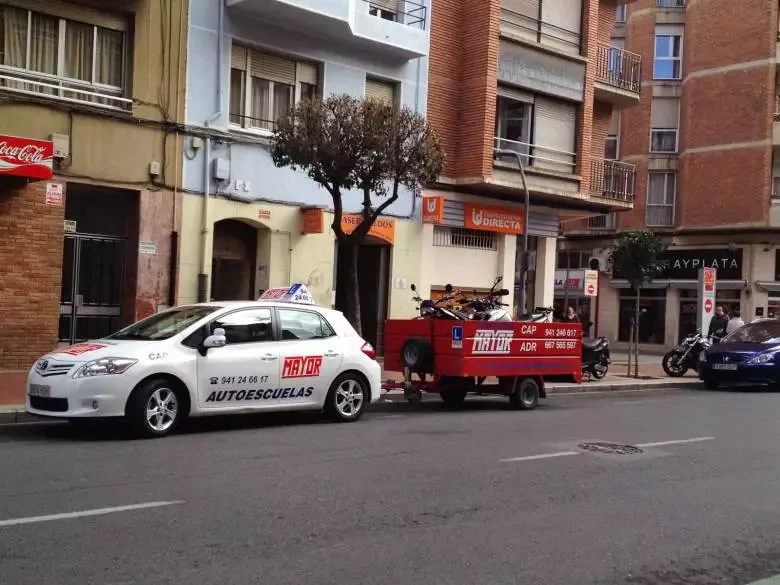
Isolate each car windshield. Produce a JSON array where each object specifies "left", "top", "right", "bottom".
[
  {"left": 722, "top": 320, "right": 780, "bottom": 344},
  {"left": 107, "top": 306, "right": 220, "bottom": 341}
]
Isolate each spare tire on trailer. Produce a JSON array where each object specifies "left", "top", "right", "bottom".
[{"left": 401, "top": 338, "right": 434, "bottom": 373}]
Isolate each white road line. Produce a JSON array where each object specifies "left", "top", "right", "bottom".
[
  {"left": 636, "top": 437, "right": 715, "bottom": 448},
  {"left": 0, "top": 501, "right": 185, "bottom": 527},
  {"left": 501, "top": 451, "right": 580, "bottom": 463}
]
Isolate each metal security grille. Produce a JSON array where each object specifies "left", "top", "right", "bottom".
[{"left": 433, "top": 226, "right": 497, "bottom": 250}]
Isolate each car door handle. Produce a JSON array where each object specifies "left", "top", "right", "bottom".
[
  {"left": 261, "top": 353, "right": 278, "bottom": 361},
  {"left": 324, "top": 350, "right": 340, "bottom": 358}
]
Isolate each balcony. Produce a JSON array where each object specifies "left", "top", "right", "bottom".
[
  {"left": 225, "top": 0, "right": 429, "bottom": 60},
  {"left": 499, "top": 6, "right": 581, "bottom": 58},
  {"left": 589, "top": 159, "right": 636, "bottom": 204},
  {"left": 593, "top": 44, "right": 641, "bottom": 107},
  {"left": 494, "top": 137, "right": 576, "bottom": 176},
  {"left": 587, "top": 213, "right": 617, "bottom": 230}
]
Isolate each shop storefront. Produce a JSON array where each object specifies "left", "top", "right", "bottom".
[
  {"left": 553, "top": 269, "right": 594, "bottom": 335},
  {"left": 422, "top": 192, "right": 559, "bottom": 317}
]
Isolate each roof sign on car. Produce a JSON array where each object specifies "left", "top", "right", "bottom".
[{"left": 259, "top": 283, "right": 316, "bottom": 305}]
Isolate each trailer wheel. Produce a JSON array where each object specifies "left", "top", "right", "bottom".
[
  {"left": 401, "top": 339, "right": 433, "bottom": 373},
  {"left": 509, "top": 377, "right": 539, "bottom": 411},
  {"left": 438, "top": 376, "right": 472, "bottom": 409}
]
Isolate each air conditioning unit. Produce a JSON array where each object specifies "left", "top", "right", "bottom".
[{"left": 588, "top": 254, "right": 611, "bottom": 274}]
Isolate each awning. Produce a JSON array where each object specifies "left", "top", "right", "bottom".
[
  {"left": 756, "top": 281, "right": 780, "bottom": 293},
  {"left": 609, "top": 279, "right": 668, "bottom": 289},
  {"left": 667, "top": 279, "right": 746, "bottom": 290}
]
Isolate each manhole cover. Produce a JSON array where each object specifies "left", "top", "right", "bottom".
[{"left": 577, "top": 442, "right": 644, "bottom": 455}]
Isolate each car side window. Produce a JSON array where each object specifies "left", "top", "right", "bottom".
[
  {"left": 278, "top": 309, "right": 335, "bottom": 341},
  {"left": 210, "top": 308, "right": 274, "bottom": 345}
]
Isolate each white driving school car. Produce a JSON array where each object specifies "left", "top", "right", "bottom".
[{"left": 26, "top": 285, "right": 381, "bottom": 438}]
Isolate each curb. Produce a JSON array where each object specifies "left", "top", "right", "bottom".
[
  {"left": 0, "top": 407, "right": 42, "bottom": 425},
  {"left": 545, "top": 378, "right": 701, "bottom": 394}
]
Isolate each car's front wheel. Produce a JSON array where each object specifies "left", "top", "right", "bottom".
[
  {"left": 325, "top": 373, "right": 368, "bottom": 422},
  {"left": 126, "top": 378, "right": 184, "bottom": 439}
]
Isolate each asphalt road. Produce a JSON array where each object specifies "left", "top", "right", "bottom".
[{"left": 3, "top": 387, "right": 780, "bottom": 585}]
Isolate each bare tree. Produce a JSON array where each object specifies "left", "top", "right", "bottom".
[{"left": 271, "top": 94, "right": 444, "bottom": 334}]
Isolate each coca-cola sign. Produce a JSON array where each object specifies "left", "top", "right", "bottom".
[{"left": 0, "top": 134, "right": 53, "bottom": 180}]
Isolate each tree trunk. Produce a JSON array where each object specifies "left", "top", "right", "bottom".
[
  {"left": 627, "top": 321, "right": 633, "bottom": 377},
  {"left": 634, "top": 291, "right": 641, "bottom": 378},
  {"left": 336, "top": 237, "right": 362, "bottom": 336}
]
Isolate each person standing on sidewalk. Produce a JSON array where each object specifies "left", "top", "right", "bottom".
[
  {"left": 563, "top": 306, "right": 580, "bottom": 323},
  {"left": 725, "top": 309, "right": 744, "bottom": 336},
  {"left": 708, "top": 306, "right": 729, "bottom": 341}
]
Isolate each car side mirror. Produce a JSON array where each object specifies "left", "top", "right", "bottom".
[{"left": 200, "top": 327, "right": 226, "bottom": 355}]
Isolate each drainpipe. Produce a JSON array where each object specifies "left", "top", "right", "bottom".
[{"left": 198, "top": 0, "right": 225, "bottom": 302}]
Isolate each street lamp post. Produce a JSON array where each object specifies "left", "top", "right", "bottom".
[{"left": 493, "top": 148, "right": 531, "bottom": 317}]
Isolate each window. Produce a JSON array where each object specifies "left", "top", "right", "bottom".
[
  {"left": 653, "top": 25, "right": 683, "bottom": 79},
  {"left": 773, "top": 176, "right": 780, "bottom": 203},
  {"left": 278, "top": 309, "right": 335, "bottom": 341},
  {"left": 365, "top": 76, "right": 396, "bottom": 106},
  {"left": 556, "top": 251, "right": 591, "bottom": 269},
  {"left": 615, "top": 4, "right": 627, "bottom": 22},
  {"left": 646, "top": 172, "right": 676, "bottom": 226},
  {"left": 587, "top": 213, "right": 616, "bottom": 229},
  {"left": 0, "top": 5, "right": 127, "bottom": 109},
  {"left": 605, "top": 135, "right": 619, "bottom": 160},
  {"left": 495, "top": 92, "right": 533, "bottom": 163},
  {"left": 650, "top": 98, "right": 679, "bottom": 153},
  {"left": 229, "top": 44, "right": 319, "bottom": 133},
  {"left": 432, "top": 226, "right": 498, "bottom": 250},
  {"left": 108, "top": 306, "right": 219, "bottom": 341},
  {"left": 368, "top": 0, "right": 398, "bottom": 21},
  {"left": 212, "top": 308, "right": 274, "bottom": 345}
]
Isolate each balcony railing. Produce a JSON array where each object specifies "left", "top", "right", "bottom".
[
  {"left": 774, "top": 96, "right": 780, "bottom": 122},
  {"left": 0, "top": 70, "right": 132, "bottom": 112},
  {"left": 590, "top": 159, "right": 636, "bottom": 203},
  {"left": 595, "top": 44, "right": 642, "bottom": 94},
  {"left": 587, "top": 213, "right": 617, "bottom": 230},
  {"left": 656, "top": 0, "right": 685, "bottom": 7},
  {"left": 494, "top": 137, "right": 577, "bottom": 175},
  {"left": 362, "top": 0, "right": 427, "bottom": 29},
  {"left": 500, "top": 7, "right": 581, "bottom": 53}
]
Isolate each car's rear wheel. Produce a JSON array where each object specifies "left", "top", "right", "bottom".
[
  {"left": 509, "top": 377, "right": 539, "bottom": 410},
  {"left": 325, "top": 373, "right": 368, "bottom": 422},
  {"left": 126, "top": 379, "right": 184, "bottom": 439}
]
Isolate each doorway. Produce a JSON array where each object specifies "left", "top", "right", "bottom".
[
  {"left": 211, "top": 219, "right": 258, "bottom": 301},
  {"left": 59, "top": 184, "right": 136, "bottom": 344}
]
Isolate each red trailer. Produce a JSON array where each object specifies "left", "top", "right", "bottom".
[{"left": 382, "top": 319, "right": 582, "bottom": 409}]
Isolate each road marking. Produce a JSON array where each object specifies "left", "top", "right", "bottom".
[
  {"left": 746, "top": 575, "right": 780, "bottom": 585},
  {"left": 501, "top": 451, "right": 580, "bottom": 463},
  {"left": 0, "top": 501, "right": 185, "bottom": 527},
  {"left": 636, "top": 437, "right": 715, "bottom": 448}
]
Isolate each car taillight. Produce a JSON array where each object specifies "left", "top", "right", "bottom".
[{"left": 361, "top": 342, "right": 376, "bottom": 360}]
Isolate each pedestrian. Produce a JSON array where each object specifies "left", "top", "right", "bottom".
[
  {"left": 725, "top": 309, "right": 744, "bottom": 335},
  {"left": 708, "top": 305, "right": 729, "bottom": 340},
  {"left": 564, "top": 306, "right": 580, "bottom": 323}
]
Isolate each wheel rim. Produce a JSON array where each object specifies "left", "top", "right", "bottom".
[
  {"left": 404, "top": 345, "right": 418, "bottom": 365},
  {"left": 335, "top": 379, "right": 364, "bottom": 418},
  {"left": 521, "top": 383, "right": 536, "bottom": 405},
  {"left": 145, "top": 387, "right": 178, "bottom": 432},
  {"left": 593, "top": 363, "right": 607, "bottom": 376}
]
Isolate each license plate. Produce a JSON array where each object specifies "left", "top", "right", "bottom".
[
  {"left": 712, "top": 363, "right": 737, "bottom": 371},
  {"left": 29, "top": 384, "right": 50, "bottom": 397}
]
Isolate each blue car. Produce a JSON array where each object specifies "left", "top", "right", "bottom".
[{"left": 699, "top": 319, "right": 780, "bottom": 389}]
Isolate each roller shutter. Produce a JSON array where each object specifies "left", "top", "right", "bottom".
[
  {"left": 650, "top": 98, "right": 679, "bottom": 128},
  {"left": 540, "top": 0, "right": 581, "bottom": 50},
  {"left": 533, "top": 97, "right": 577, "bottom": 174},
  {"left": 249, "top": 52, "right": 296, "bottom": 85},
  {"left": 365, "top": 78, "right": 395, "bottom": 104},
  {"left": 231, "top": 44, "right": 247, "bottom": 70},
  {"left": 371, "top": 0, "right": 399, "bottom": 11},
  {"left": 503, "top": 0, "right": 539, "bottom": 19},
  {"left": 296, "top": 62, "right": 318, "bottom": 85}
]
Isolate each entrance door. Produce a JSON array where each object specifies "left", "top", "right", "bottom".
[{"left": 59, "top": 234, "right": 125, "bottom": 343}]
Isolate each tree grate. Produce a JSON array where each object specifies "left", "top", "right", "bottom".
[{"left": 577, "top": 442, "right": 644, "bottom": 455}]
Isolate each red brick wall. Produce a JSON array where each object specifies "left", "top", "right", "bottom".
[
  {"left": 0, "top": 179, "right": 65, "bottom": 369},
  {"left": 575, "top": 0, "right": 599, "bottom": 190},
  {"left": 591, "top": 101, "right": 612, "bottom": 158}
]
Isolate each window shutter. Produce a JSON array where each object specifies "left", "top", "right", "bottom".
[
  {"left": 540, "top": 0, "right": 581, "bottom": 43},
  {"left": 533, "top": 97, "right": 577, "bottom": 173},
  {"left": 609, "top": 108, "right": 620, "bottom": 134},
  {"left": 655, "top": 24, "right": 683, "bottom": 36},
  {"left": 503, "top": 0, "right": 539, "bottom": 19},
  {"left": 650, "top": 98, "right": 679, "bottom": 128},
  {"left": 611, "top": 38, "right": 625, "bottom": 50},
  {"left": 371, "top": 0, "right": 398, "bottom": 11},
  {"left": 231, "top": 44, "right": 247, "bottom": 71},
  {"left": 497, "top": 84, "right": 534, "bottom": 104},
  {"left": 296, "top": 61, "right": 318, "bottom": 85},
  {"left": 365, "top": 78, "right": 395, "bottom": 104},
  {"left": 249, "top": 51, "right": 296, "bottom": 85}
]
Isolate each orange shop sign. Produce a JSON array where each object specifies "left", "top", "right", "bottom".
[
  {"left": 422, "top": 195, "right": 444, "bottom": 224},
  {"left": 301, "top": 207, "right": 325, "bottom": 234},
  {"left": 341, "top": 214, "right": 395, "bottom": 245},
  {"left": 464, "top": 203, "right": 524, "bottom": 235}
]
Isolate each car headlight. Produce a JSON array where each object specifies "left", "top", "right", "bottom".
[
  {"left": 73, "top": 358, "right": 138, "bottom": 378},
  {"left": 747, "top": 352, "right": 776, "bottom": 365}
]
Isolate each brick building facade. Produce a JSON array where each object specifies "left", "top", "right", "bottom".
[
  {"left": 561, "top": 0, "right": 780, "bottom": 347},
  {"left": 425, "top": 0, "right": 642, "bottom": 320}
]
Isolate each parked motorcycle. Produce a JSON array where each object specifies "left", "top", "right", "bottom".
[
  {"left": 460, "top": 277, "right": 513, "bottom": 321},
  {"left": 410, "top": 284, "right": 466, "bottom": 320},
  {"left": 582, "top": 333, "right": 611, "bottom": 379},
  {"left": 662, "top": 330, "right": 712, "bottom": 377}
]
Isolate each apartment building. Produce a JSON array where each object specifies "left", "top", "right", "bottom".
[
  {"left": 421, "top": 0, "right": 642, "bottom": 319},
  {"left": 561, "top": 0, "right": 780, "bottom": 346},
  {"left": 0, "top": 0, "right": 186, "bottom": 373},
  {"left": 179, "top": 0, "right": 432, "bottom": 351}
]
